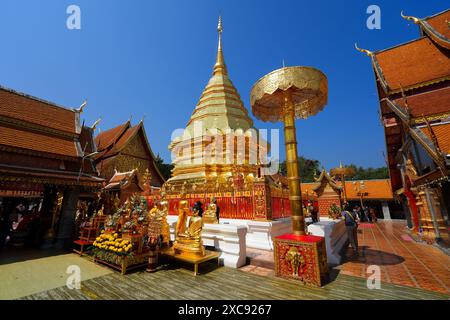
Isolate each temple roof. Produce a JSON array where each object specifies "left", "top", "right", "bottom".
[
  {"left": 373, "top": 37, "right": 450, "bottom": 93},
  {"left": 424, "top": 9, "right": 450, "bottom": 40},
  {"left": 173, "top": 16, "right": 255, "bottom": 144},
  {"left": 0, "top": 85, "right": 80, "bottom": 135},
  {"left": 104, "top": 168, "right": 144, "bottom": 191},
  {"left": 393, "top": 86, "right": 450, "bottom": 119},
  {"left": 0, "top": 125, "right": 79, "bottom": 157},
  {"left": 94, "top": 120, "right": 166, "bottom": 184},
  {"left": 95, "top": 120, "right": 130, "bottom": 152},
  {"left": 300, "top": 179, "right": 393, "bottom": 200},
  {"left": 420, "top": 122, "right": 450, "bottom": 155}
]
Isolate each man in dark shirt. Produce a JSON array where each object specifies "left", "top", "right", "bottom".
[{"left": 342, "top": 205, "right": 359, "bottom": 255}]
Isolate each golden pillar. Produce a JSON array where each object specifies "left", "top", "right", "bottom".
[{"left": 282, "top": 90, "right": 304, "bottom": 235}]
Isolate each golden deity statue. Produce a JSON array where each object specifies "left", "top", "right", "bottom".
[
  {"left": 203, "top": 197, "right": 219, "bottom": 224},
  {"left": 159, "top": 195, "right": 171, "bottom": 246},
  {"left": 173, "top": 198, "right": 206, "bottom": 257},
  {"left": 148, "top": 194, "right": 171, "bottom": 246},
  {"left": 175, "top": 195, "right": 190, "bottom": 237}
]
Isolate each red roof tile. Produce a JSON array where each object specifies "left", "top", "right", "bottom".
[
  {"left": 0, "top": 87, "right": 77, "bottom": 134},
  {"left": 0, "top": 126, "right": 78, "bottom": 157},
  {"left": 420, "top": 122, "right": 450, "bottom": 154},
  {"left": 375, "top": 37, "right": 450, "bottom": 91},
  {"left": 425, "top": 10, "right": 450, "bottom": 40},
  {"left": 393, "top": 86, "right": 450, "bottom": 118},
  {"left": 95, "top": 122, "right": 129, "bottom": 151}
]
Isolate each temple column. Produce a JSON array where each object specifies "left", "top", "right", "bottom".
[
  {"left": 38, "top": 185, "right": 58, "bottom": 247},
  {"left": 381, "top": 202, "right": 391, "bottom": 220},
  {"left": 416, "top": 187, "right": 449, "bottom": 243},
  {"left": 55, "top": 187, "right": 80, "bottom": 249}
]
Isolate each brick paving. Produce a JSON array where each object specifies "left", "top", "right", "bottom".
[
  {"left": 241, "top": 220, "right": 450, "bottom": 295},
  {"left": 337, "top": 220, "right": 450, "bottom": 294}
]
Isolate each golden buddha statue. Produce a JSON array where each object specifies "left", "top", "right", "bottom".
[
  {"left": 203, "top": 197, "right": 219, "bottom": 224},
  {"left": 175, "top": 196, "right": 189, "bottom": 237},
  {"left": 159, "top": 195, "right": 171, "bottom": 246},
  {"left": 173, "top": 199, "right": 206, "bottom": 257}
]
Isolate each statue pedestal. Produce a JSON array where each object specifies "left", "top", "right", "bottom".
[
  {"left": 167, "top": 216, "right": 247, "bottom": 268},
  {"left": 307, "top": 217, "right": 348, "bottom": 265},
  {"left": 274, "top": 234, "right": 328, "bottom": 287}
]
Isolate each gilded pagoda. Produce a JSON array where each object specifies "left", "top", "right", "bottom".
[{"left": 164, "top": 17, "right": 290, "bottom": 220}]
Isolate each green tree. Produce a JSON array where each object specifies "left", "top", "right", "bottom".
[
  {"left": 346, "top": 164, "right": 389, "bottom": 180},
  {"left": 154, "top": 154, "right": 174, "bottom": 181},
  {"left": 278, "top": 156, "right": 321, "bottom": 182}
]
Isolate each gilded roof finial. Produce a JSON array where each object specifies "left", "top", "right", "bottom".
[
  {"left": 354, "top": 43, "right": 373, "bottom": 57},
  {"left": 401, "top": 11, "right": 420, "bottom": 24},
  {"left": 214, "top": 15, "right": 227, "bottom": 75}
]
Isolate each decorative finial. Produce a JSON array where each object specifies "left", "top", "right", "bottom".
[
  {"left": 217, "top": 15, "right": 223, "bottom": 34},
  {"left": 401, "top": 11, "right": 420, "bottom": 24},
  {"left": 91, "top": 118, "right": 102, "bottom": 130},
  {"left": 213, "top": 15, "right": 227, "bottom": 75},
  {"left": 77, "top": 99, "right": 87, "bottom": 113},
  {"left": 339, "top": 161, "right": 343, "bottom": 168},
  {"left": 355, "top": 43, "right": 373, "bottom": 57}
]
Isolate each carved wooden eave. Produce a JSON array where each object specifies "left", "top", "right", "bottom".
[
  {"left": 312, "top": 169, "right": 342, "bottom": 196},
  {"left": 383, "top": 97, "right": 448, "bottom": 172}
]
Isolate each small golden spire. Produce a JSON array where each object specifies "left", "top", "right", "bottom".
[
  {"left": 401, "top": 11, "right": 420, "bottom": 24},
  {"left": 214, "top": 15, "right": 227, "bottom": 75},
  {"left": 354, "top": 43, "right": 373, "bottom": 57}
]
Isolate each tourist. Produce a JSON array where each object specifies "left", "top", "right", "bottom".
[
  {"left": 342, "top": 205, "right": 359, "bottom": 255},
  {"left": 193, "top": 201, "right": 203, "bottom": 218},
  {"left": 370, "top": 207, "right": 378, "bottom": 223},
  {"left": 363, "top": 206, "right": 370, "bottom": 222}
]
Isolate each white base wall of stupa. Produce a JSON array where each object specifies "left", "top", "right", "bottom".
[
  {"left": 307, "top": 217, "right": 348, "bottom": 266},
  {"left": 166, "top": 216, "right": 292, "bottom": 267},
  {"left": 218, "top": 218, "right": 292, "bottom": 251},
  {"left": 167, "top": 216, "right": 247, "bottom": 268}
]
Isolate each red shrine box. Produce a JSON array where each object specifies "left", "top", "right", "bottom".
[{"left": 274, "top": 233, "right": 328, "bottom": 287}]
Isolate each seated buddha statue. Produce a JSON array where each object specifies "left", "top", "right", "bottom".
[
  {"left": 173, "top": 201, "right": 205, "bottom": 257},
  {"left": 203, "top": 197, "right": 219, "bottom": 224}
]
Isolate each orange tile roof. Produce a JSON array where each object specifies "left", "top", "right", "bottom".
[
  {"left": 425, "top": 9, "right": 450, "bottom": 40},
  {"left": 343, "top": 179, "right": 393, "bottom": 200},
  {"left": 420, "top": 122, "right": 450, "bottom": 154},
  {"left": 0, "top": 126, "right": 78, "bottom": 157},
  {"left": 101, "top": 124, "right": 141, "bottom": 158},
  {"left": 300, "top": 179, "right": 393, "bottom": 200},
  {"left": 95, "top": 121, "right": 129, "bottom": 151},
  {"left": 375, "top": 37, "right": 450, "bottom": 91},
  {"left": 0, "top": 87, "right": 77, "bottom": 134},
  {"left": 393, "top": 86, "right": 450, "bottom": 118}
]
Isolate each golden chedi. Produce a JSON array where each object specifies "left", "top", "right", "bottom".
[
  {"left": 166, "top": 16, "right": 266, "bottom": 193},
  {"left": 173, "top": 198, "right": 206, "bottom": 257}
]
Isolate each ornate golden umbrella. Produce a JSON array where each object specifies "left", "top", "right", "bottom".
[{"left": 250, "top": 66, "right": 328, "bottom": 235}]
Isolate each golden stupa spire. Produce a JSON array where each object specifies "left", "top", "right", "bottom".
[{"left": 213, "top": 15, "right": 227, "bottom": 75}]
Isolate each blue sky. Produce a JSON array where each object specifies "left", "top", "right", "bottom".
[{"left": 0, "top": 0, "right": 447, "bottom": 169}]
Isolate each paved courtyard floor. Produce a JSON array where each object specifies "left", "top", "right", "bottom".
[
  {"left": 17, "top": 262, "right": 449, "bottom": 300},
  {"left": 1, "top": 220, "right": 449, "bottom": 300},
  {"left": 336, "top": 220, "right": 450, "bottom": 295}
]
